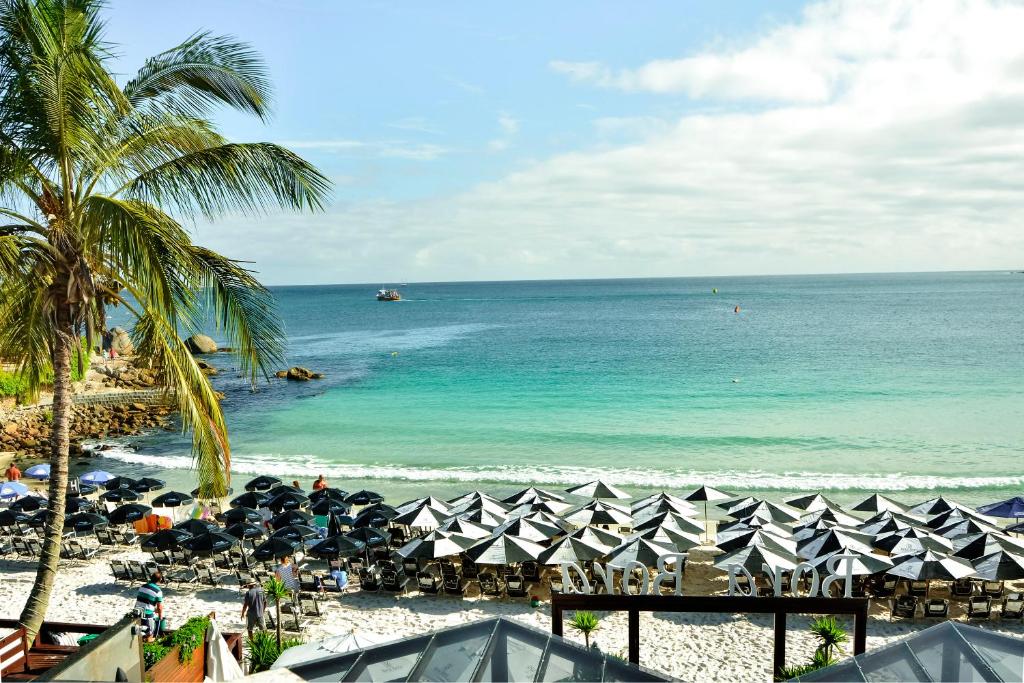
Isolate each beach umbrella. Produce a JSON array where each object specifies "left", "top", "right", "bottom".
[
  {"left": 77, "top": 483, "right": 98, "bottom": 496},
  {"left": 493, "top": 516, "right": 562, "bottom": 543},
  {"left": 908, "top": 496, "right": 961, "bottom": 517},
  {"left": 346, "top": 527, "right": 390, "bottom": 547},
  {"left": 785, "top": 493, "right": 840, "bottom": 512},
  {"left": 99, "top": 488, "right": 141, "bottom": 503},
  {"left": 393, "top": 504, "right": 449, "bottom": 529},
  {"left": 24, "top": 510, "right": 53, "bottom": 528},
  {"left": 352, "top": 503, "right": 398, "bottom": 528},
  {"left": 24, "top": 464, "right": 50, "bottom": 480},
  {"left": 850, "top": 494, "right": 906, "bottom": 514},
  {"left": 244, "top": 475, "right": 282, "bottom": 492},
  {"left": 447, "top": 489, "right": 502, "bottom": 506},
  {"left": 309, "top": 487, "right": 350, "bottom": 504},
  {"left": 456, "top": 507, "right": 506, "bottom": 527},
  {"left": 538, "top": 535, "right": 611, "bottom": 565},
  {"left": 685, "top": 485, "right": 734, "bottom": 538},
  {"left": 327, "top": 513, "right": 346, "bottom": 538},
  {"left": 972, "top": 550, "right": 1024, "bottom": 581},
  {"left": 808, "top": 550, "right": 894, "bottom": 576},
  {"left": 0, "top": 509, "right": 29, "bottom": 527},
  {"left": 714, "top": 545, "right": 798, "bottom": 575},
  {"left": 252, "top": 536, "right": 299, "bottom": 561},
  {"left": 65, "top": 496, "right": 93, "bottom": 513},
  {"left": 502, "top": 487, "right": 566, "bottom": 505},
  {"left": 925, "top": 508, "right": 993, "bottom": 530},
  {"left": 521, "top": 510, "right": 573, "bottom": 532},
  {"left": 64, "top": 512, "right": 108, "bottom": 534},
  {"left": 174, "top": 518, "right": 218, "bottom": 535},
  {"left": 107, "top": 503, "right": 151, "bottom": 525},
  {"left": 716, "top": 528, "right": 797, "bottom": 555},
  {"left": 191, "top": 486, "right": 233, "bottom": 498},
  {"left": 79, "top": 470, "right": 115, "bottom": 486},
  {"left": 800, "top": 507, "right": 861, "bottom": 528},
  {"left": 874, "top": 528, "right": 954, "bottom": 556},
  {"left": 271, "top": 509, "right": 314, "bottom": 529},
  {"left": 448, "top": 495, "right": 510, "bottom": 518},
  {"left": 266, "top": 490, "right": 309, "bottom": 512},
  {"left": 230, "top": 491, "right": 269, "bottom": 509},
  {"left": 225, "top": 522, "right": 265, "bottom": 541},
  {"left": 523, "top": 498, "right": 573, "bottom": 515},
  {"left": 793, "top": 519, "right": 836, "bottom": 542},
  {"left": 633, "top": 491, "right": 692, "bottom": 510},
  {"left": 632, "top": 526, "right": 702, "bottom": 553},
  {"left": 270, "top": 524, "right": 321, "bottom": 543},
  {"left": 569, "top": 525, "right": 624, "bottom": 548},
  {"left": 130, "top": 477, "right": 166, "bottom": 493},
  {"left": 953, "top": 532, "right": 1024, "bottom": 560},
  {"left": 719, "top": 517, "right": 794, "bottom": 538},
  {"left": 632, "top": 498, "right": 697, "bottom": 521},
  {"left": 0, "top": 481, "right": 30, "bottom": 500},
  {"left": 394, "top": 496, "right": 452, "bottom": 516},
  {"left": 797, "top": 529, "right": 876, "bottom": 560},
  {"left": 151, "top": 491, "right": 194, "bottom": 508},
  {"left": 223, "top": 506, "right": 263, "bottom": 525},
  {"left": 397, "top": 531, "right": 475, "bottom": 560},
  {"left": 267, "top": 484, "right": 304, "bottom": 498},
  {"left": 888, "top": 550, "right": 974, "bottom": 590},
  {"left": 309, "top": 497, "right": 348, "bottom": 516},
  {"left": 1006, "top": 521, "right": 1024, "bottom": 534},
  {"left": 728, "top": 500, "right": 801, "bottom": 524},
  {"left": 633, "top": 511, "right": 705, "bottom": 536},
  {"left": 857, "top": 517, "right": 914, "bottom": 538},
  {"left": 977, "top": 496, "right": 1024, "bottom": 520},
  {"left": 564, "top": 480, "right": 631, "bottom": 500},
  {"left": 182, "top": 531, "right": 238, "bottom": 556},
  {"left": 104, "top": 476, "right": 137, "bottom": 491},
  {"left": 307, "top": 534, "right": 366, "bottom": 559},
  {"left": 345, "top": 489, "right": 384, "bottom": 506},
  {"left": 437, "top": 517, "right": 493, "bottom": 539},
  {"left": 466, "top": 533, "right": 546, "bottom": 565},
  {"left": 141, "top": 528, "right": 193, "bottom": 551},
  {"left": 8, "top": 494, "right": 46, "bottom": 511},
  {"left": 718, "top": 496, "right": 756, "bottom": 512},
  {"left": 564, "top": 500, "right": 633, "bottom": 527},
  {"left": 606, "top": 537, "right": 677, "bottom": 567},
  {"left": 935, "top": 519, "right": 999, "bottom": 539}
]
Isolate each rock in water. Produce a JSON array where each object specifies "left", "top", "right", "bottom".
[
  {"left": 185, "top": 334, "right": 217, "bottom": 354},
  {"left": 285, "top": 366, "right": 323, "bottom": 381},
  {"left": 110, "top": 327, "right": 134, "bottom": 356}
]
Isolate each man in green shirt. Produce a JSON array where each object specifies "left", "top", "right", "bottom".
[{"left": 135, "top": 571, "right": 164, "bottom": 641}]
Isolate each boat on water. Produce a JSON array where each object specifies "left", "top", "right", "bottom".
[{"left": 376, "top": 288, "right": 401, "bottom": 301}]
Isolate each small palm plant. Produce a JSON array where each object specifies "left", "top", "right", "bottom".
[
  {"left": 264, "top": 576, "right": 291, "bottom": 650},
  {"left": 569, "top": 611, "right": 600, "bottom": 648},
  {"left": 809, "top": 616, "right": 847, "bottom": 666}
]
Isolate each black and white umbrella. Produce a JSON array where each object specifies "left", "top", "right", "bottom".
[
  {"left": 309, "top": 488, "right": 350, "bottom": 504},
  {"left": 888, "top": 550, "right": 974, "bottom": 596},
  {"left": 271, "top": 509, "right": 314, "bottom": 529},
  {"left": 309, "top": 498, "right": 349, "bottom": 516},
  {"left": 230, "top": 491, "right": 269, "bottom": 509},
  {"left": 874, "top": 528, "right": 953, "bottom": 556},
  {"left": 850, "top": 494, "right": 906, "bottom": 514},
  {"left": 564, "top": 480, "right": 631, "bottom": 500},
  {"left": 99, "top": 488, "right": 141, "bottom": 503},
  {"left": 64, "top": 512, "right": 108, "bottom": 534},
  {"left": 972, "top": 550, "right": 1024, "bottom": 581},
  {"left": 808, "top": 550, "right": 893, "bottom": 576},
  {"left": 130, "top": 477, "right": 166, "bottom": 493},
  {"left": 502, "top": 487, "right": 566, "bottom": 506},
  {"left": 173, "top": 518, "right": 218, "bottom": 535},
  {"left": 633, "top": 511, "right": 704, "bottom": 536},
  {"left": 437, "top": 517, "right": 496, "bottom": 539},
  {"left": 244, "top": 476, "right": 282, "bottom": 492},
  {"left": 270, "top": 524, "right": 321, "bottom": 543},
  {"left": 714, "top": 545, "right": 798, "bottom": 574},
  {"left": 727, "top": 500, "right": 801, "bottom": 524},
  {"left": 632, "top": 498, "right": 697, "bottom": 521},
  {"left": 716, "top": 528, "right": 797, "bottom": 555},
  {"left": 799, "top": 507, "right": 861, "bottom": 528},
  {"left": 456, "top": 507, "right": 507, "bottom": 528},
  {"left": 141, "top": 528, "right": 192, "bottom": 551},
  {"left": 953, "top": 532, "right": 1024, "bottom": 560},
  {"left": 605, "top": 537, "right": 676, "bottom": 567},
  {"left": 564, "top": 500, "right": 633, "bottom": 527},
  {"left": 107, "top": 503, "right": 151, "bottom": 525},
  {"left": 907, "top": 496, "right": 961, "bottom": 517},
  {"left": 346, "top": 527, "right": 390, "bottom": 547},
  {"left": 397, "top": 531, "right": 475, "bottom": 560},
  {"left": 785, "top": 493, "right": 841, "bottom": 512},
  {"left": 151, "top": 491, "right": 193, "bottom": 508},
  {"left": 307, "top": 534, "right": 366, "bottom": 559},
  {"left": 252, "top": 536, "right": 299, "bottom": 561},
  {"left": 494, "top": 516, "right": 562, "bottom": 543},
  {"left": 266, "top": 490, "right": 309, "bottom": 513},
  {"left": 465, "top": 533, "right": 546, "bottom": 564},
  {"left": 568, "top": 525, "right": 623, "bottom": 549},
  {"left": 225, "top": 522, "right": 266, "bottom": 541},
  {"left": 798, "top": 529, "right": 876, "bottom": 560},
  {"left": 223, "top": 506, "right": 263, "bottom": 525},
  {"left": 393, "top": 504, "right": 449, "bottom": 529},
  {"left": 632, "top": 526, "right": 701, "bottom": 553},
  {"left": 538, "top": 535, "right": 610, "bottom": 565},
  {"left": 934, "top": 519, "right": 999, "bottom": 539},
  {"left": 353, "top": 504, "right": 398, "bottom": 529},
  {"left": 345, "top": 489, "right": 384, "bottom": 506}
]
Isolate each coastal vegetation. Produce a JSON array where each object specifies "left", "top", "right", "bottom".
[
  {"left": 775, "top": 616, "right": 848, "bottom": 680},
  {"left": 0, "top": 0, "right": 329, "bottom": 644},
  {"left": 569, "top": 610, "right": 601, "bottom": 649},
  {"left": 245, "top": 630, "right": 303, "bottom": 674},
  {"left": 0, "top": 338, "right": 90, "bottom": 402}
]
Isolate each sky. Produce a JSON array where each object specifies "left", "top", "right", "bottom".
[{"left": 106, "top": 0, "right": 1024, "bottom": 285}]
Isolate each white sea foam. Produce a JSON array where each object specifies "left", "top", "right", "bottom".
[{"left": 90, "top": 444, "right": 1024, "bottom": 492}]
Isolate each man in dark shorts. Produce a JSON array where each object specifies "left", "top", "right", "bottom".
[
  {"left": 241, "top": 581, "right": 267, "bottom": 635},
  {"left": 135, "top": 571, "right": 164, "bottom": 641}
]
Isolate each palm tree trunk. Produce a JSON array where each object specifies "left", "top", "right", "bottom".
[
  {"left": 18, "top": 301, "right": 74, "bottom": 645},
  {"left": 275, "top": 600, "right": 282, "bottom": 650}
]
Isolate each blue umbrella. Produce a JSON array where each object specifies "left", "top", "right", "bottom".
[
  {"left": 80, "top": 470, "right": 115, "bottom": 485},
  {"left": 0, "top": 481, "right": 29, "bottom": 500},
  {"left": 24, "top": 464, "right": 50, "bottom": 480},
  {"left": 977, "top": 496, "right": 1024, "bottom": 520}
]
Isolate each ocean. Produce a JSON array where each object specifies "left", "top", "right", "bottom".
[{"left": 100, "top": 271, "right": 1024, "bottom": 507}]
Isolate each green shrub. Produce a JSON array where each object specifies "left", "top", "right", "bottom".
[
  {"left": 245, "top": 630, "right": 302, "bottom": 674},
  {"left": 170, "top": 615, "right": 210, "bottom": 664},
  {"left": 569, "top": 611, "right": 600, "bottom": 648},
  {"left": 142, "top": 641, "right": 171, "bottom": 669},
  {"left": 0, "top": 338, "right": 91, "bottom": 401}
]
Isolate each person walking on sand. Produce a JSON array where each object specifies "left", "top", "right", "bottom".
[
  {"left": 241, "top": 581, "right": 268, "bottom": 636},
  {"left": 5, "top": 462, "right": 21, "bottom": 481},
  {"left": 312, "top": 474, "right": 328, "bottom": 491},
  {"left": 135, "top": 570, "right": 164, "bottom": 641},
  {"left": 275, "top": 555, "right": 299, "bottom": 592}
]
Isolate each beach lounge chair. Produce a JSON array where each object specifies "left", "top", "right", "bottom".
[
  {"left": 95, "top": 529, "right": 116, "bottom": 547},
  {"left": 442, "top": 574, "right": 465, "bottom": 596},
  {"left": 968, "top": 596, "right": 992, "bottom": 620},
  {"left": 358, "top": 567, "right": 380, "bottom": 592},
  {"left": 389, "top": 527, "right": 406, "bottom": 548},
  {"left": 925, "top": 599, "right": 949, "bottom": 618},
  {"left": 125, "top": 560, "right": 146, "bottom": 583},
  {"left": 171, "top": 549, "right": 191, "bottom": 565},
  {"left": 401, "top": 557, "right": 419, "bottom": 576},
  {"left": 297, "top": 592, "right": 322, "bottom": 618},
  {"left": 506, "top": 574, "right": 528, "bottom": 598},
  {"left": 381, "top": 568, "right": 409, "bottom": 593},
  {"left": 151, "top": 550, "right": 173, "bottom": 566},
  {"left": 548, "top": 575, "right": 564, "bottom": 596},
  {"left": 213, "top": 553, "right": 234, "bottom": 570},
  {"left": 982, "top": 580, "right": 1004, "bottom": 599},
  {"left": 460, "top": 556, "right": 479, "bottom": 579},
  {"left": 952, "top": 578, "right": 974, "bottom": 597},
  {"left": 67, "top": 540, "right": 96, "bottom": 562},
  {"left": 236, "top": 569, "right": 256, "bottom": 588},
  {"left": 372, "top": 548, "right": 390, "bottom": 563},
  {"left": 166, "top": 566, "right": 198, "bottom": 587},
  {"left": 908, "top": 580, "right": 928, "bottom": 597},
  {"left": 416, "top": 571, "right": 440, "bottom": 594},
  {"left": 26, "top": 538, "right": 43, "bottom": 556},
  {"left": 521, "top": 561, "right": 541, "bottom": 582},
  {"left": 59, "top": 542, "right": 74, "bottom": 560},
  {"left": 11, "top": 537, "right": 30, "bottom": 557},
  {"left": 110, "top": 560, "right": 131, "bottom": 583},
  {"left": 874, "top": 576, "right": 898, "bottom": 598},
  {"left": 379, "top": 559, "right": 398, "bottom": 573},
  {"left": 298, "top": 569, "right": 318, "bottom": 592},
  {"left": 112, "top": 528, "right": 137, "bottom": 545},
  {"left": 479, "top": 572, "right": 503, "bottom": 597},
  {"left": 1002, "top": 593, "right": 1023, "bottom": 619},
  {"left": 439, "top": 559, "right": 456, "bottom": 577},
  {"left": 198, "top": 565, "right": 228, "bottom": 587},
  {"left": 347, "top": 558, "right": 364, "bottom": 575},
  {"left": 280, "top": 598, "right": 309, "bottom": 633},
  {"left": 891, "top": 595, "right": 918, "bottom": 620}
]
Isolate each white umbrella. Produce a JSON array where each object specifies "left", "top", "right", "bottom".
[
  {"left": 271, "top": 631, "right": 391, "bottom": 669},
  {"left": 564, "top": 480, "right": 631, "bottom": 500},
  {"left": 564, "top": 500, "right": 633, "bottom": 527},
  {"left": 205, "top": 619, "right": 245, "bottom": 681}
]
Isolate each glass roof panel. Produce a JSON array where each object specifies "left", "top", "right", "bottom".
[
  {"left": 412, "top": 621, "right": 493, "bottom": 682},
  {"left": 343, "top": 635, "right": 431, "bottom": 682},
  {"left": 539, "top": 640, "right": 604, "bottom": 682},
  {"left": 478, "top": 621, "right": 547, "bottom": 682}
]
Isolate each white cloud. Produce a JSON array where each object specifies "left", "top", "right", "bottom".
[
  {"left": 278, "top": 139, "right": 448, "bottom": 161},
  {"left": 497, "top": 112, "right": 519, "bottom": 135},
  {"left": 221, "top": 0, "right": 1024, "bottom": 283}
]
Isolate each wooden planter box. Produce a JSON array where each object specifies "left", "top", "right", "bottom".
[{"left": 146, "top": 643, "right": 206, "bottom": 683}]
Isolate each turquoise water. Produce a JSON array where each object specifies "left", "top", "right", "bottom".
[{"left": 108, "top": 272, "right": 1024, "bottom": 504}]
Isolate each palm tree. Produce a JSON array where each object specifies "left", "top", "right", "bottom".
[
  {"left": 263, "top": 576, "right": 291, "bottom": 650},
  {"left": 809, "top": 616, "right": 847, "bottom": 665},
  {"left": 0, "top": 0, "right": 330, "bottom": 643},
  {"left": 568, "top": 610, "right": 600, "bottom": 648}
]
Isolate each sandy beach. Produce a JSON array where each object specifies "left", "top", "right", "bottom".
[{"left": 2, "top": 538, "right": 1021, "bottom": 681}]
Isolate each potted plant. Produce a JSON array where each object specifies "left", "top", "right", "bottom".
[
  {"left": 530, "top": 594, "right": 541, "bottom": 608},
  {"left": 568, "top": 611, "right": 600, "bottom": 649}
]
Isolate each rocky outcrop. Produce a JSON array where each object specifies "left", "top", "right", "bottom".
[
  {"left": 110, "top": 327, "right": 134, "bottom": 356},
  {"left": 185, "top": 334, "right": 217, "bottom": 354},
  {"left": 281, "top": 366, "right": 324, "bottom": 381},
  {"left": 91, "top": 363, "right": 161, "bottom": 390},
  {"left": 0, "top": 403, "right": 173, "bottom": 458},
  {"left": 195, "top": 359, "right": 218, "bottom": 376}
]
